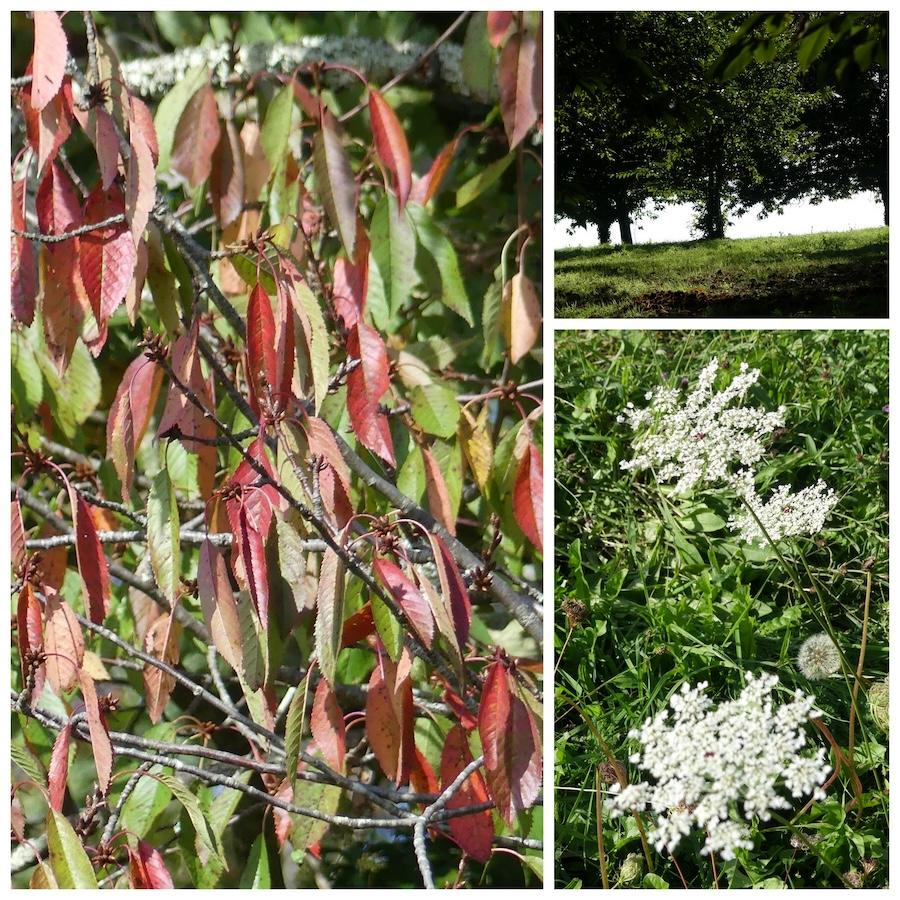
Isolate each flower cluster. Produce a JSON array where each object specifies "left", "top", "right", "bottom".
[
  {"left": 619, "top": 358, "right": 837, "bottom": 544},
  {"left": 609, "top": 673, "right": 829, "bottom": 860},
  {"left": 618, "top": 359, "right": 785, "bottom": 494},
  {"left": 728, "top": 475, "right": 838, "bottom": 545}
]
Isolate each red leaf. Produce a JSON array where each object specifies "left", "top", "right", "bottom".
[
  {"left": 497, "top": 29, "right": 541, "bottom": 149},
  {"left": 143, "top": 613, "right": 180, "bottom": 724},
  {"left": 311, "top": 678, "right": 346, "bottom": 774},
  {"left": 69, "top": 486, "right": 111, "bottom": 624},
  {"left": 11, "top": 499, "right": 27, "bottom": 572},
  {"left": 79, "top": 184, "right": 137, "bottom": 328},
  {"left": 78, "top": 669, "right": 113, "bottom": 794},
  {"left": 408, "top": 129, "right": 472, "bottom": 207},
  {"left": 171, "top": 79, "right": 221, "bottom": 188},
  {"left": 197, "top": 539, "right": 243, "bottom": 674},
  {"left": 158, "top": 320, "right": 217, "bottom": 452},
  {"left": 341, "top": 602, "right": 375, "bottom": 647},
  {"left": 107, "top": 353, "right": 163, "bottom": 501},
  {"left": 486, "top": 11, "right": 515, "bottom": 47},
  {"left": 365, "top": 651, "right": 415, "bottom": 785},
  {"left": 210, "top": 118, "right": 245, "bottom": 227},
  {"left": 43, "top": 590, "right": 84, "bottom": 695},
  {"left": 477, "top": 659, "right": 541, "bottom": 825},
  {"left": 304, "top": 417, "right": 353, "bottom": 528},
  {"left": 442, "top": 684, "right": 479, "bottom": 731},
  {"left": 17, "top": 582, "right": 45, "bottom": 703},
  {"left": 21, "top": 74, "right": 73, "bottom": 176},
  {"left": 93, "top": 107, "right": 122, "bottom": 190},
  {"left": 11, "top": 176, "right": 38, "bottom": 325},
  {"left": 513, "top": 439, "right": 543, "bottom": 552},
  {"left": 369, "top": 89, "right": 412, "bottom": 211},
  {"left": 422, "top": 446, "right": 456, "bottom": 536},
  {"left": 129, "top": 841, "right": 174, "bottom": 889},
  {"left": 125, "top": 126, "right": 156, "bottom": 247},
  {"left": 410, "top": 747, "right": 439, "bottom": 796},
  {"left": 373, "top": 557, "right": 434, "bottom": 649},
  {"left": 428, "top": 534, "right": 472, "bottom": 651},
  {"left": 246, "top": 282, "right": 278, "bottom": 416},
  {"left": 31, "top": 12, "right": 68, "bottom": 111},
  {"left": 41, "top": 239, "right": 84, "bottom": 373},
  {"left": 129, "top": 96, "right": 159, "bottom": 165},
  {"left": 346, "top": 322, "right": 395, "bottom": 467},
  {"left": 330, "top": 220, "right": 369, "bottom": 328},
  {"left": 36, "top": 161, "right": 80, "bottom": 238},
  {"left": 313, "top": 107, "right": 358, "bottom": 259},
  {"left": 48, "top": 723, "right": 72, "bottom": 812},
  {"left": 441, "top": 723, "right": 494, "bottom": 863},
  {"left": 240, "top": 505, "right": 271, "bottom": 629}
]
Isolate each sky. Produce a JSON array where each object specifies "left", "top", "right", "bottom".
[{"left": 554, "top": 191, "right": 886, "bottom": 248}]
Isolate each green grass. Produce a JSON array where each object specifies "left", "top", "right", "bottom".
[
  {"left": 555, "top": 228, "right": 888, "bottom": 318},
  {"left": 555, "top": 331, "right": 888, "bottom": 889}
]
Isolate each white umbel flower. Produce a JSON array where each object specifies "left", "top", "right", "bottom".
[
  {"left": 619, "top": 359, "right": 786, "bottom": 494},
  {"left": 609, "top": 673, "right": 829, "bottom": 861},
  {"left": 796, "top": 633, "right": 842, "bottom": 680},
  {"left": 728, "top": 475, "right": 838, "bottom": 544}
]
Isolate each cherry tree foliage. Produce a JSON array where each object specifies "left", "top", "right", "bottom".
[{"left": 11, "top": 11, "right": 543, "bottom": 889}]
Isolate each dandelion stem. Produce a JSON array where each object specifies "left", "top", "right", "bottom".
[
  {"left": 594, "top": 766, "right": 610, "bottom": 889},
  {"left": 847, "top": 571, "right": 873, "bottom": 763}
]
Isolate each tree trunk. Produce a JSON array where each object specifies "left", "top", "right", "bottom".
[
  {"left": 598, "top": 221, "right": 612, "bottom": 244},
  {"left": 705, "top": 169, "right": 725, "bottom": 239},
  {"left": 617, "top": 210, "right": 633, "bottom": 245},
  {"left": 879, "top": 173, "right": 888, "bottom": 225}
]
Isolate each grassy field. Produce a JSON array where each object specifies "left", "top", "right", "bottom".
[
  {"left": 555, "top": 228, "right": 888, "bottom": 318},
  {"left": 555, "top": 331, "right": 888, "bottom": 888}
]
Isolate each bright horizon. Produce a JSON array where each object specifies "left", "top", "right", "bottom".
[{"left": 554, "top": 191, "right": 886, "bottom": 248}]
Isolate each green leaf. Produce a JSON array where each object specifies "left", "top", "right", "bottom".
[
  {"left": 261, "top": 83, "right": 294, "bottom": 173},
  {"left": 371, "top": 592, "right": 403, "bottom": 661},
  {"left": 154, "top": 772, "right": 227, "bottom": 868},
  {"left": 147, "top": 465, "right": 181, "bottom": 602},
  {"left": 480, "top": 268, "right": 504, "bottom": 370},
  {"left": 35, "top": 338, "right": 101, "bottom": 440},
  {"left": 642, "top": 873, "right": 670, "bottom": 889},
  {"left": 240, "top": 834, "right": 272, "bottom": 888},
  {"left": 289, "top": 779, "right": 341, "bottom": 854},
  {"left": 370, "top": 193, "right": 417, "bottom": 321},
  {"left": 11, "top": 329, "right": 42, "bottom": 416},
  {"left": 154, "top": 66, "right": 210, "bottom": 173},
  {"left": 12, "top": 740, "right": 46, "bottom": 786},
  {"left": 409, "top": 382, "right": 460, "bottom": 438},
  {"left": 284, "top": 671, "right": 311, "bottom": 786},
  {"left": 456, "top": 153, "right": 514, "bottom": 207},
  {"left": 293, "top": 279, "right": 330, "bottom": 414},
  {"left": 461, "top": 12, "right": 496, "bottom": 100},
  {"left": 406, "top": 202, "right": 473, "bottom": 325},
  {"left": 47, "top": 808, "right": 98, "bottom": 888}
]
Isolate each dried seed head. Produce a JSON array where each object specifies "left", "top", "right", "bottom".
[
  {"left": 561, "top": 598, "right": 587, "bottom": 629},
  {"left": 867, "top": 678, "right": 889, "bottom": 733},
  {"left": 797, "top": 633, "right": 842, "bottom": 681}
]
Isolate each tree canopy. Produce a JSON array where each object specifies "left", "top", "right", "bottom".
[{"left": 555, "top": 11, "right": 888, "bottom": 242}]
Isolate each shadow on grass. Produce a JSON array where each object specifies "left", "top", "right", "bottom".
[{"left": 555, "top": 230, "right": 889, "bottom": 318}]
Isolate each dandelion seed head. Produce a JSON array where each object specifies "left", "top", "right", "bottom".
[{"left": 796, "top": 633, "right": 842, "bottom": 680}]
